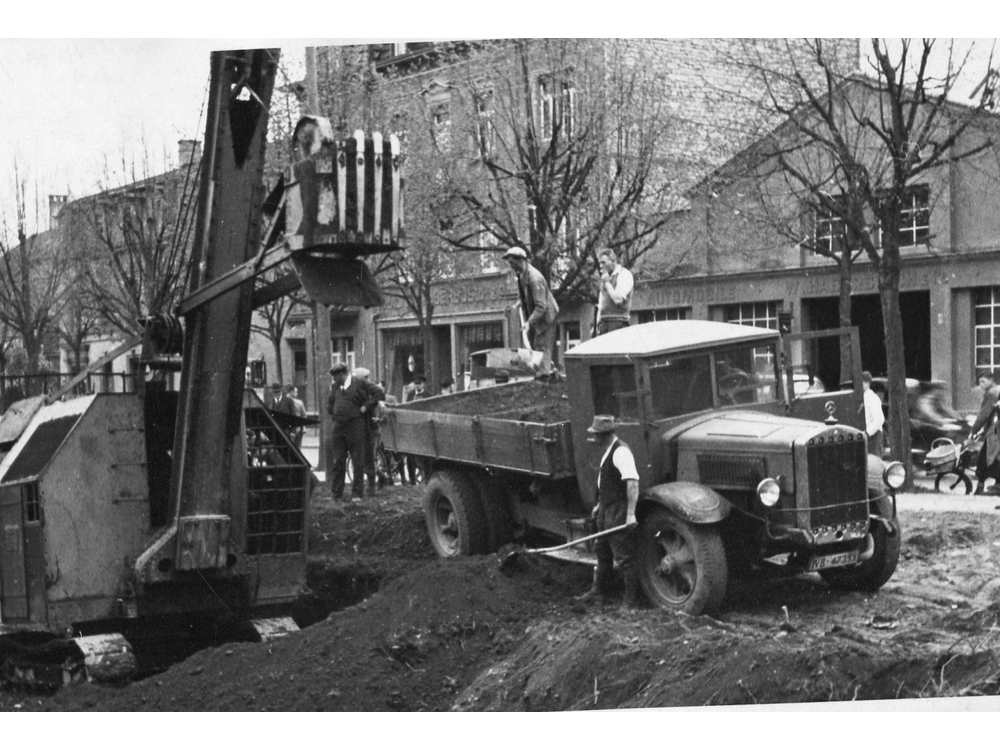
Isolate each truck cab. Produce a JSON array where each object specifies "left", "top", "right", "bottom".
[{"left": 564, "top": 321, "right": 903, "bottom": 613}]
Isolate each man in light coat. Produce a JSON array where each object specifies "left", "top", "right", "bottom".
[{"left": 503, "top": 246, "right": 559, "bottom": 378}]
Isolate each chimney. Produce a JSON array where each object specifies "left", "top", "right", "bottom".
[
  {"left": 178, "top": 139, "right": 202, "bottom": 168},
  {"left": 49, "top": 195, "right": 67, "bottom": 230}
]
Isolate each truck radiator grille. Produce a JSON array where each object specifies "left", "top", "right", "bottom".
[
  {"left": 697, "top": 454, "right": 766, "bottom": 488},
  {"left": 805, "top": 436, "right": 868, "bottom": 527}
]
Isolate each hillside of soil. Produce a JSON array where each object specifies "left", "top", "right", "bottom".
[{"left": 4, "top": 484, "right": 1000, "bottom": 712}]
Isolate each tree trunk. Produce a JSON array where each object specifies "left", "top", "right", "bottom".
[
  {"left": 271, "top": 336, "right": 284, "bottom": 385},
  {"left": 879, "top": 254, "right": 913, "bottom": 487},
  {"left": 837, "top": 257, "right": 853, "bottom": 386}
]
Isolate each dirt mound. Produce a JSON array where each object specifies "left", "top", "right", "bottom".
[
  {"left": 7, "top": 498, "right": 1000, "bottom": 712},
  {"left": 43, "top": 554, "right": 590, "bottom": 712}
]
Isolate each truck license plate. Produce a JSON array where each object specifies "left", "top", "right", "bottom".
[{"left": 807, "top": 550, "right": 859, "bottom": 571}]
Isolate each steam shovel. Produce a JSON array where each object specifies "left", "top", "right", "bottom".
[{"left": 499, "top": 523, "right": 632, "bottom": 572}]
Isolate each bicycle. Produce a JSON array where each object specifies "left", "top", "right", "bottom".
[{"left": 924, "top": 436, "right": 981, "bottom": 495}]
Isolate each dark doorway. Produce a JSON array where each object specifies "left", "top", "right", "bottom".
[{"left": 803, "top": 291, "right": 931, "bottom": 381}]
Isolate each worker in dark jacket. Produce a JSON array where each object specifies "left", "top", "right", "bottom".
[
  {"left": 327, "top": 362, "right": 378, "bottom": 501},
  {"left": 575, "top": 415, "right": 642, "bottom": 607},
  {"left": 971, "top": 369, "right": 1000, "bottom": 495},
  {"left": 503, "top": 246, "right": 559, "bottom": 378}
]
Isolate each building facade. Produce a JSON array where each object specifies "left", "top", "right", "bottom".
[{"left": 286, "top": 39, "right": 862, "bottom": 404}]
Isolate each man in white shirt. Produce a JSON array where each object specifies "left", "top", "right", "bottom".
[
  {"left": 596, "top": 248, "right": 634, "bottom": 335},
  {"left": 575, "top": 415, "right": 642, "bottom": 607},
  {"left": 861, "top": 371, "right": 885, "bottom": 457}
]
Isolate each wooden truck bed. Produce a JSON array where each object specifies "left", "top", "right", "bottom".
[{"left": 380, "top": 381, "right": 576, "bottom": 478}]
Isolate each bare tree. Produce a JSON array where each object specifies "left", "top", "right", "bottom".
[
  {"left": 737, "top": 38, "right": 999, "bottom": 476},
  {"left": 0, "top": 165, "right": 68, "bottom": 394},
  {"left": 436, "top": 39, "right": 687, "bottom": 305},
  {"left": 63, "top": 147, "right": 201, "bottom": 339}
]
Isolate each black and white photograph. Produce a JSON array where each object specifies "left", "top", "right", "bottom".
[{"left": 2, "top": 20, "right": 1000, "bottom": 724}]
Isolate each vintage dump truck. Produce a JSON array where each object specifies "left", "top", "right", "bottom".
[{"left": 381, "top": 320, "right": 904, "bottom": 615}]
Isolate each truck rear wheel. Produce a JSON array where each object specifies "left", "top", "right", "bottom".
[
  {"left": 820, "top": 518, "right": 901, "bottom": 592},
  {"left": 469, "top": 471, "right": 514, "bottom": 551},
  {"left": 423, "top": 469, "right": 489, "bottom": 557},
  {"left": 637, "top": 507, "right": 728, "bottom": 615}
]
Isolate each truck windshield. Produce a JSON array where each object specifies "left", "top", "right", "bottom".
[
  {"left": 714, "top": 344, "right": 779, "bottom": 406},
  {"left": 649, "top": 354, "right": 713, "bottom": 419}
]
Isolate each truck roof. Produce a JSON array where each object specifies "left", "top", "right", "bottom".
[{"left": 565, "top": 320, "right": 777, "bottom": 359}]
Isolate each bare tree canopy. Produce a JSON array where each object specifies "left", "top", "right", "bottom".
[
  {"left": 725, "top": 38, "right": 1000, "bottom": 478},
  {"left": 59, "top": 148, "right": 201, "bottom": 339},
  {"left": 430, "top": 39, "right": 687, "bottom": 304},
  {"left": 0, "top": 165, "right": 68, "bottom": 389}
]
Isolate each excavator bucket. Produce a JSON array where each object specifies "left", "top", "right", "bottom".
[{"left": 290, "top": 254, "right": 384, "bottom": 308}]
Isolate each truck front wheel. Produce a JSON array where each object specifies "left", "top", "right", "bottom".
[
  {"left": 636, "top": 507, "right": 728, "bottom": 616},
  {"left": 819, "top": 518, "right": 901, "bottom": 592},
  {"left": 423, "top": 469, "right": 489, "bottom": 557}
]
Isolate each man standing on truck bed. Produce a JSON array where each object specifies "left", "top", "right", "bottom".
[
  {"left": 327, "top": 362, "right": 377, "bottom": 501},
  {"left": 576, "top": 415, "right": 642, "bottom": 607},
  {"left": 503, "top": 246, "right": 559, "bottom": 379},
  {"left": 596, "top": 247, "right": 633, "bottom": 335}
]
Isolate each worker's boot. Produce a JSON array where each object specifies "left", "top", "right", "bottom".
[
  {"left": 622, "top": 574, "right": 644, "bottom": 609},
  {"left": 975, "top": 480, "right": 986, "bottom": 495},
  {"left": 575, "top": 567, "right": 613, "bottom": 604}
]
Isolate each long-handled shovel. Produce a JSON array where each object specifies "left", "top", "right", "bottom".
[{"left": 499, "top": 523, "right": 632, "bottom": 572}]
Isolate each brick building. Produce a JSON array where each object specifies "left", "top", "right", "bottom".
[
  {"left": 636, "top": 78, "right": 1000, "bottom": 413},
  {"left": 280, "top": 38, "right": 862, "bottom": 405}
]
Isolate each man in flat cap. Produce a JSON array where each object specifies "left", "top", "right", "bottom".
[
  {"left": 576, "top": 414, "right": 642, "bottom": 607},
  {"left": 326, "top": 361, "right": 378, "bottom": 501},
  {"left": 503, "top": 246, "right": 559, "bottom": 379}
]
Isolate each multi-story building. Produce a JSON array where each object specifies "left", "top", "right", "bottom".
[{"left": 281, "top": 38, "right": 863, "bottom": 404}]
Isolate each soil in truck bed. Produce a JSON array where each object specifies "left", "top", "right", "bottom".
[{"left": 401, "top": 381, "right": 572, "bottom": 424}]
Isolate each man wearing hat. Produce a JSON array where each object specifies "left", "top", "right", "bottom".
[
  {"left": 576, "top": 414, "right": 642, "bottom": 607},
  {"left": 326, "top": 362, "right": 378, "bottom": 501},
  {"left": 264, "top": 382, "right": 282, "bottom": 411},
  {"left": 503, "top": 246, "right": 559, "bottom": 378}
]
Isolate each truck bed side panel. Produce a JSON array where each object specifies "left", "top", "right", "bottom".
[{"left": 382, "top": 409, "right": 576, "bottom": 478}]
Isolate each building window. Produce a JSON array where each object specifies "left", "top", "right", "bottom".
[
  {"left": 637, "top": 308, "right": 690, "bottom": 324},
  {"left": 560, "top": 321, "right": 581, "bottom": 360},
  {"left": 812, "top": 197, "right": 847, "bottom": 255},
  {"left": 23, "top": 483, "right": 41, "bottom": 524},
  {"left": 539, "top": 76, "right": 576, "bottom": 140},
  {"left": 724, "top": 301, "right": 779, "bottom": 330},
  {"left": 879, "top": 185, "right": 930, "bottom": 248},
  {"left": 474, "top": 92, "right": 495, "bottom": 158},
  {"left": 332, "top": 336, "right": 355, "bottom": 373},
  {"left": 974, "top": 287, "right": 1000, "bottom": 373},
  {"left": 248, "top": 358, "right": 267, "bottom": 388}
]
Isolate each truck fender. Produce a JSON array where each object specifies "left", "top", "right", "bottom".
[
  {"left": 639, "top": 482, "right": 732, "bottom": 525},
  {"left": 866, "top": 453, "right": 887, "bottom": 493}
]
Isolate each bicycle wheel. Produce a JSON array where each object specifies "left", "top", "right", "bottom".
[{"left": 934, "top": 470, "right": 972, "bottom": 495}]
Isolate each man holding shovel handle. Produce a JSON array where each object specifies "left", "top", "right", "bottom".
[
  {"left": 575, "top": 414, "right": 642, "bottom": 607},
  {"left": 503, "top": 246, "right": 559, "bottom": 379}
]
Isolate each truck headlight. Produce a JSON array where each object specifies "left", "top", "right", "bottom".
[
  {"left": 883, "top": 461, "right": 906, "bottom": 489},
  {"left": 757, "top": 477, "right": 781, "bottom": 507}
]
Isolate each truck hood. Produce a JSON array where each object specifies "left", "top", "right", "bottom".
[{"left": 668, "top": 410, "right": 861, "bottom": 453}]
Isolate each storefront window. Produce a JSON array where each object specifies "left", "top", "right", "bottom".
[{"left": 974, "top": 288, "right": 1000, "bottom": 372}]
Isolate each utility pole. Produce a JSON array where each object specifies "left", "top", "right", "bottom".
[{"left": 305, "top": 46, "right": 333, "bottom": 472}]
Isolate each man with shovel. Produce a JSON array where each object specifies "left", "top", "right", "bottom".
[
  {"left": 576, "top": 415, "right": 642, "bottom": 607},
  {"left": 503, "top": 246, "right": 559, "bottom": 379}
]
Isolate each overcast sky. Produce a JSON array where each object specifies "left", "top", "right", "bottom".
[
  {"left": 0, "top": 35, "right": 996, "bottom": 240},
  {"left": 0, "top": 40, "right": 308, "bottom": 238}
]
